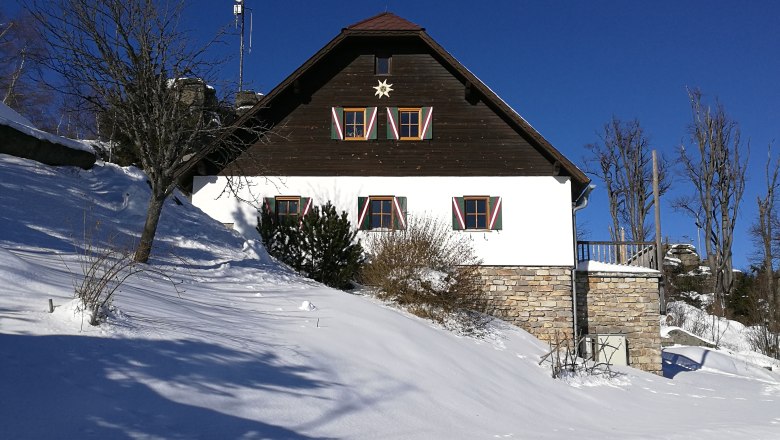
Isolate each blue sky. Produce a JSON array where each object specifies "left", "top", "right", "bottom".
[{"left": 9, "top": 1, "right": 780, "bottom": 269}]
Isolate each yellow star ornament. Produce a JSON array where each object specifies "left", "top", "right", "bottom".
[{"left": 373, "top": 79, "right": 393, "bottom": 99}]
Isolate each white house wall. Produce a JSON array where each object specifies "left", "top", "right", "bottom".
[{"left": 192, "top": 175, "right": 575, "bottom": 266}]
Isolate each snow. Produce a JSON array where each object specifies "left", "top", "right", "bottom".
[
  {"left": 577, "top": 259, "right": 660, "bottom": 273},
  {"left": 2, "top": 153, "right": 780, "bottom": 439},
  {"left": 0, "top": 101, "right": 95, "bottom": 154}
]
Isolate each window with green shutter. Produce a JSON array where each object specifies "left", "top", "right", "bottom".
[
  {"left": 358, "top": 195, "right": 407, "bottom": 231},
  {"left": 452, "top": 196, "right": 502, "bottom": 231},
  {"left": 264, "top": 196, "right": 313, "bottom": 224},
  {"left": 331, "top": 107, "right": 377, "bottom": 140},
  {"left": 387, "top": 106, "right": 432, "bottom": 140}
]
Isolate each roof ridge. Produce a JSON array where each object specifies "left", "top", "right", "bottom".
[{"left": 346, "top": 12, "right": 423, "bottom": 31}]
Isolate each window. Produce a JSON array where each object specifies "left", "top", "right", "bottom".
[
  {"left": 452, "top": 196, "right": 502, "bottom": 231},
  {"left": 275, "top": 197, "right": 300, "bottom": 224},
  {"left": 399, "top": 108, "right": 420, "bottom": 139},
  {"left": 370, "top": 197, "right": 393, "bottom": 229},
  {"left": 386, "top": 107, "right": 433, "bottom": 140},
  {"left": 331, "top": 107, "right": 378, "bottom": 140},
  {"left": 375, "top": 56, "right": 391, "bottom": 75},
  {"left": 358, "top": 196, "right": 407, "bottom": 230},
  {"left": 344, "top": 108, "right": 365, "bottom": 140},
  {"left": 263, "top": 196, "right": 313, "bottom": 223},
  {"left": 464, "top": 197, "right": 488, "bottom": 229}
]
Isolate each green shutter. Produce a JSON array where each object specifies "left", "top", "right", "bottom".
[
  {"left": 393, "top": 196, "right": 407, "bottom": 230},
  {"left": 263, "top": 197, "right": 276, "bottom": 215},
  {"left": 489, "top": 196, "right": 502, "bottom": 230},
  {"left": 300, "top": 197, "right": 312, "bottom": 217},
  {"left": 331, "top": 107, "right": 344, "bottom": 140},
  {"left": 366, "top": 107, "right": 378, "bottom": 140},
  {"left": 357, "top": 196, "right": 371, "bottom": 230},
  {"left": 421, "top": 106, "right": 433, "bottom": 139},
  {"left": 452, "top": 197, "right": 465, "bottom": 230},
  {"left": 386, "top": 107, "right": 399, "bottom": 140}
]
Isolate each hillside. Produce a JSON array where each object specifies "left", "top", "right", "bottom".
[{"left": 1, "top": 154, "right": 780, "bottom": 439}]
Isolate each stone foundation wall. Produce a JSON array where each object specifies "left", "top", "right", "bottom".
[
  {"left": 575, "top": 271, "right": 662, "bottom": 375},
  {"left": 479, "top": 266, "right": 573, "bottom": 344}
]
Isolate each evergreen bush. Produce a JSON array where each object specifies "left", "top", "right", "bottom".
[{"left": 258, "top": 202, "right": 363, "bottom": 289}]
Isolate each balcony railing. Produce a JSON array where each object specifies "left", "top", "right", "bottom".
[{"left": 576, "top": 240, "right": 658, "bottom": 270}]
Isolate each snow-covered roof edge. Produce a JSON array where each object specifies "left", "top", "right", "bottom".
[{"left": 0, "top": 102, "right": 95, "bottom": 154}]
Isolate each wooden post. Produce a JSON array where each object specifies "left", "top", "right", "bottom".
[
  {"left": 653, "top": 150, "right": 666, "bottom": 313},
  {"left": 48, "top": 299, "right": 54, "bottom": 313}
]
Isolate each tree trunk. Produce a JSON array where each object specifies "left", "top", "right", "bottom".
[{"left": 134, "top": 193, "right": 166, "bottom": 263}]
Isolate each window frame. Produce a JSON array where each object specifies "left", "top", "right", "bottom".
[
  {"left": 463, "top": 196, "right": 490, "bottom": 231},
  {"left": 343, "top": 107, "right": 366, "bottom": 140},
  {"left": 275, "top": 196, "right": 301, "bottom": 224},
  {"left": 375, "top": 55, "right": 392, "bottom": 75},
  {"left": 368, "top": 196, "right": 395, "bottom": 230},
  {"left": 398, "top": 108, "right": 421, "bottom": 140}
]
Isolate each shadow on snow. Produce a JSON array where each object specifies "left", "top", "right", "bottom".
[{"left": 0, "top": 333, "right": 337, "bottom": 439}]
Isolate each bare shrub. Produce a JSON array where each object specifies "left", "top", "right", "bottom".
[
  {"left": 75, "top": 240, "right": 140, "bottom": 325},
  {"left": 539, "top": 331, "right": 621, "bottom": 379},
  {"left": 746, "top": 323, "right": 780, "bottom": 359},
  {"left": 69, "top": 217, "right": 141, "bottom": 325},
  {"left": 360, "top": 215, "right": 491, "bottom": 335}
]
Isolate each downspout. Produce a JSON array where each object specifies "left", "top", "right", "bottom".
[{"left": 571, "top": 184, "right": 595, "bottom": 356}]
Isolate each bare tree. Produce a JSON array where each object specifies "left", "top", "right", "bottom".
[
  {"left": 585, "top": 117, "right": 669, "bottom": 241},
  {"left": 28, "top": 0, "right": 247, "bottom": 263},
  {"left": 676, "top": 89, "right": 748, "bottom": 315},
  {"left": 0, "top": 9, "right": 53, "bottom": 127},
  {"left": 748, "top": 147, "right": 780, "bottom": 357}
]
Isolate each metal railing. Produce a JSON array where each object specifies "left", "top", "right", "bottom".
[{"left": 576, "top": 240, "right": 657, "bottom": 270}]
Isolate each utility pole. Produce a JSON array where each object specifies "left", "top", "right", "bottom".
[{"left": 653, "top": 149, "right": 665, "bottom": 314}]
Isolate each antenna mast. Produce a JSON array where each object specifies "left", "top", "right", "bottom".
[{"left": 233, "top": 0, "right": 245, "bottom": 91}]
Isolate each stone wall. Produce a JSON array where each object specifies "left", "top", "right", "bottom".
[
  {"left": 479, "top": 266, "right": 574, "bottom": 344},
  {"left": 575, "top": 271, "right": 662, "bottom": 375}
]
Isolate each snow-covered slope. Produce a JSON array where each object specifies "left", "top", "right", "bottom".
[{"left": 1, "top": 154, "right": 780, "bottom": 439}]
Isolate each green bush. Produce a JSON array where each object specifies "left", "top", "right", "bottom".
[{"left": 258, "top": 202, "right": 363, "bottom": 289}]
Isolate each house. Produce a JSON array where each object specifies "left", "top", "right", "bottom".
[{"left": 190, "top": 13, "right": 662, "bottom": 373}]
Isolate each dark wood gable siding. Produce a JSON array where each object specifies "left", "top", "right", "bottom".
[{"left": 225, "top": 37, "right": 566, "bottom": 179}]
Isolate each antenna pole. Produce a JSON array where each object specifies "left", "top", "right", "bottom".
[
  {"left": 239, "top": 2, "right": 245, "bottom": 92},
  {"left": 234, "top": 0, "right": 245, "bottom": 92}
]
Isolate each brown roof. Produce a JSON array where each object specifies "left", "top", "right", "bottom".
[
  {"left": 346, "top": 12, "right": 423, "bottom": 31},
  {"left": 193, "top": 13, "right": 589, "bottom": 196}
]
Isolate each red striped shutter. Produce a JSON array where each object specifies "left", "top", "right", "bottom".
[
  {"left": 420, "top": 107, "right": 433, "bottom": 139},
  {"left": 392, "top": 196, "right": 407, "bottom": 230},
  {"left": 489, "top": 196, "right": 502, "bottom": 230},
  {"left": 331, "top": 107, "right": 344, "bottom": 140},
  {"left": 365, "top": 107, "right": 378, "bottom": 140},
  {"left": 263, "top": 197, "right": 276, "bottom": 215},
  {"left": 300, "top": 197, "right": 313, "bottom": 217},
  {"left": 357, "top": 196, "right": 371, "bottom": 230},
  {"left": 452, "top": 197, "right": 466, "bottom": 230},
  {"left": 386, "top": 107, "right": 399, "bottom": 140}
]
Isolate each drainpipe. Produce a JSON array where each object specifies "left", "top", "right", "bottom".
[{"left": 571, "top": 184, "right": 595, "bottom": 357}]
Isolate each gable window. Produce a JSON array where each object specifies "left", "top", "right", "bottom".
[
  {"left": 358, "top": 196, "right": 407, "bottom": 230},
  {"left": 387, "top": 107, "right": 433, "bottom": 140},
  {"left": 452, "top": 196, "right": 502, "bottom": 231},
  {"left": 399, "top": 108, "right": 420, "bottom": 139},
  {"left": 375, "top": 56, "right": 391, "bottom": 75},
  {"left": 344, "top": 108, "right": 365, "bottom": 140},
  {"left": 263, "top": 196, "right": 313, "bottom": 224},
  {"left": 331, "top": 107, "right": 378, "bottom": 140}
]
